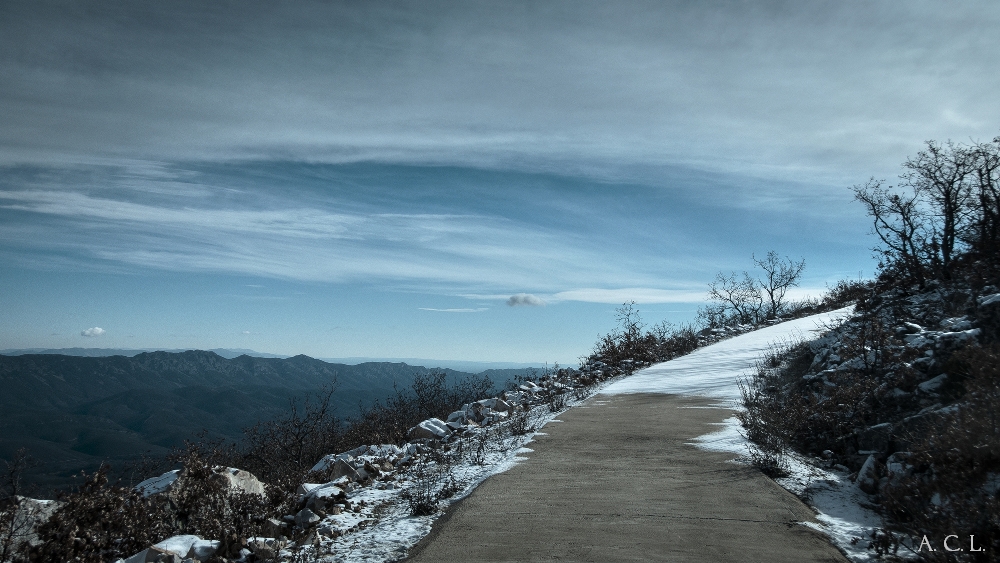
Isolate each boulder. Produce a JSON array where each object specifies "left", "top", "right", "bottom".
[
  {"left": 186, "top": 539, "right": 221, "bottom": 561},
  {"left": 216, "top": 467, "right": 266, "bottom": 496},
  {"left": 123, "top": 535, "right": 215, "bottom": 563},
  {"left": 295, "top": 508, "right": 321, "bottom": 527},
  {"left": 328, "top": 458, "right": 361, "bottom": 481},
  {"left": 408, "top": 418, "right": 451, "bottom": 441},
  {"left": 917, "top": 374, "right": 947, "bottom": 393},
  {"left": 136, "top": 467, "right": 264, "bottom": 498},
  {"left": 856, "top": 454, "right": 879, "bottom": 494},
  {"left": 446, "top": 410, "right": 468, "bottom": 423},
  {"left": 262, "top": 517, "right": 289, "bottom": 538},
  {"left": 136, "top": 470, "right": 180, "bottom": 497}
]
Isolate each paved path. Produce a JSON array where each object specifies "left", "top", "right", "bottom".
[{"left": 406, "top": 393, "right": 847, "bottom": 563}]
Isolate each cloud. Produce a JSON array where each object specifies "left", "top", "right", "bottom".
[
  {"left": 81, "top": 327, "right": 105, "bottom": 337},
  {"left": 0, "top": 182, "right": 659, "bottom": 291},
  {"left": 419, "top": 307, "right": 488, "bottom": 313},
  {"left": 506, "top": 294, "right": 546, "bottom": 307},
  {"left": 2, "top": 1, "right": 998, "bottom": 185},
  {"left": 242, "top": 330, "right": 251, "bottom": 334}
]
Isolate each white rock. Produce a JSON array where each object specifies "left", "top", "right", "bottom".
[
  {"left": 408, "top": 418, "right": 451, "bottom": 440},
  {"left": 136, "top": 470, "right": 179, "bottom": 497},
  {"left": 856, "top": 454, "right": 879, "bottom": 494},
  {"left": 187, "top": 539, "right": 220, "bottom": 561}
]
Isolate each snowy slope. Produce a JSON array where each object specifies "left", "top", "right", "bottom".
[
  {"left": 602, "top": 307, "right": 882, "bottom": 562},
  {"left": 601, "top": 308, "right": 852, "bottom": 400}
]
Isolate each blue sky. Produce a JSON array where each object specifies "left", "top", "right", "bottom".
[{"left": 2, "top": 1, "right": 999, "bottom": 363}]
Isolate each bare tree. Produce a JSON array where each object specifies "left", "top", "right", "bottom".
[
  {"left": 902, "top": 140, "right": 975, "bottom": 279},
  {"left": 707, "top": 271, "right": 763, "bottom": 325},
  {"left": 969, "top": 136, "right": 1000, "bottom": 256},
  {"left": 852, "top": 179, "right": 927, "bottom": 287},
  {"left": 753, "top": 251, "right": 805, "bottom": 320}
]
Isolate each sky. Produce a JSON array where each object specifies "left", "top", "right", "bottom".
[{"left": 2, "top": 0, "right": 999, "bottom": 364}]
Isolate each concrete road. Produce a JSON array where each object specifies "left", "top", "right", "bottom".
[{"left": 405, "top": 393, "right": 847, "bottom": 563}]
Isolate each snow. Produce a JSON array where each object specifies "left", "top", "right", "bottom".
[
  {"left": 309, "top": 409, "right": 564, "bottom": 563},
  {"left": 601, "top": 307, "right": 882, "bottom": 561},
  {"left": 601, "top": 308, "right": 852, "bottom": 400}
]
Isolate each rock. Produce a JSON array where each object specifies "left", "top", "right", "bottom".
[
  {"left": 295, "top": 508, "right": 321, "bottom": 527},
  {"left": 317, "top": 524, "right": 338, "bottom": 538},
  {"left": 5, "top": 497, "right": 61, "bottom": 552},
  {"left": 122, "top": 547, "right": 177, "bottom": 563},
  {"left": 917, "top": 374, "right": 947, "bottom": 393},
  {"left": 856, "top": 454, "right": 879, "bottom": 494},
  {"left": 493, "top": 398, "right": 511, "bottom": 412},
  {"left": 136, "top": 470, "right": 180, "bottom": 497},
  {"left": 857, "top": 422, "right": 892, "bottom": 453},
  {"left": 186, "top": 539, "right": 220, "bottom": 561},
  {"left": 216, "top": 467, "right": 266, "bottom": 496},
  {"left": 300, "top": 481, "right": 344, "bottom": 501},
  {"left": 136, "top": 467, "right": 264, "bottom": 498},
  {"left": 248, "top": 537, "right": 283, "bottom": 560},
  {"left": 262, "top": 517, "right": 289, "bottom": 538},
  {"left": 124, "top": 535, "right": 202, "bottom": 563},
  {"left": 327, "top": 458, "right": 361, "bottom": 482},
  {"left": 408, "top": 418, "right": 451, "bottom": 441}
]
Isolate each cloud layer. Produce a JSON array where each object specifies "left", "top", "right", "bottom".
[{"left": 2, "top": 1, "right": 998, "bottom": 184}]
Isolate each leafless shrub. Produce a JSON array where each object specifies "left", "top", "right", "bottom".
[
  {"left": 508, "top": 410, "right": 532, "bottom": 436},
  {"left": 401, "top": 460, "right": 439, "bottom": 516},
  {"left": 877, "top": 345, "right": 1000, "bottom": 561},
  {"left": 0, "top": 450, "right": 41, "bottom": 563},
  {"left": 737, "top": 366, "right": 792, "bottom": 477},
  {"left": 548, "top": 392, "right": 567, "bottom": 413},
  {"left": 27, "top": 465, "right": 172, "bottom": 563}
]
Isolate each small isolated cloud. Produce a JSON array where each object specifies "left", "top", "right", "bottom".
[
  {"left": 81, "top": 327, "right": 105, "bottom": 337},
  {"left": 506, "top": 293, "right": 546, "bottom": 307},
  {"left": 419, "top": 307, "right": 488, "bottom": 313},
  {"left": 242, "top": 330, "right": 251, "bottom": 334}
]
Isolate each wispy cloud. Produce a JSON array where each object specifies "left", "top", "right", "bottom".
[
  {"left": 0, "top": 178, "right": 688, "bottom": 292},
  {"left": 2, "top": 2, "right": 997, "bottom": 185},
  {"left": 506, "top": 294, "right": 545, "bottom": 307},
  {"left": 81, "top": 327, "right": 105, "bottom": 337}
]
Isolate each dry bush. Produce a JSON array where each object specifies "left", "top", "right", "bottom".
[
  {"left": 27, "top": 465, "right": 172, "bottom": 563},
  {"left": 508, "top": 410, "right": 532, "bottom": 436},
  {"left": 0, "top": 450, "right": 40, "bottom": 563},
  {"left": 877, "top": 345, "right": 1000, "bottom": 561},
  {"left": 736, "top": 344, "right": 810, "bottom": 477}
]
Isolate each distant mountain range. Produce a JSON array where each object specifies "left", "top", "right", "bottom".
[
  {"left": 0, "top": 350, "right": 530, "bottom": 492},
  {"left": 0, "top": 347, "right": 288, "bottom": 359},
  {"left": 0, "top": 348, "right": 545, "bottom": 373}
]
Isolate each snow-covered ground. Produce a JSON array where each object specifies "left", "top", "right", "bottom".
[
  {"left": 601, "top": 310, "right": 851, "bottom": 400},
  {"left": 601, "top": 307, "right": 883, "bottom": 562}
]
